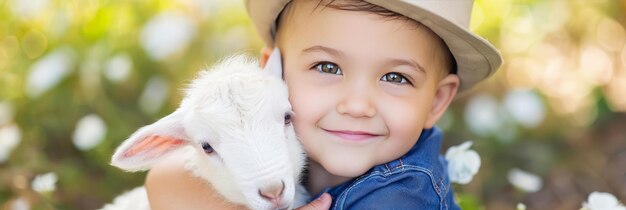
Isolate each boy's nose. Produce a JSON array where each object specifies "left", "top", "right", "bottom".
[{"left": 337, "top": 90, "right": 376, "bottom": 118}]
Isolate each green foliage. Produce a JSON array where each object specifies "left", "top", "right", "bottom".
[{"left": 457, "top": 193, "right": 484, "bottom": 210}]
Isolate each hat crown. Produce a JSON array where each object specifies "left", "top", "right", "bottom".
[{"left": 365, "top": 0, "right": 474, "bottom": 28}]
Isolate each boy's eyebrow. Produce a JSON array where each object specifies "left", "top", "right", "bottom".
[
  {"left": 387, "top": 58, "right": 426, "bottom": 74},
  {"left": 301, "top": 45, "right": 345, "bottom": 58},
  {"left": 302, "top": 45, "right": 426, "bottom": 73}
]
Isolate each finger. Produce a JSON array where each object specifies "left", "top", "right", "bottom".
[{"left": 296, "top": 193, "right": 332, "bottom": 210}]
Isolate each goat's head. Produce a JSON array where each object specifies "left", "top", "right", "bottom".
[{"left": 111, "top": 50, "right": 304, "bottom": 210}]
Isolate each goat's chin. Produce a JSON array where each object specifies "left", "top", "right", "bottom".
[{"left": 245, "top": 197, "right": 294, "bottom": 210}]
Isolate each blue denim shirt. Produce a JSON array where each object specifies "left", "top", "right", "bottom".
[{"left": 312, "top": 127, "right": 460, "bottom": 210}]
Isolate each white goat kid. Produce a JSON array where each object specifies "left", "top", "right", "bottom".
[{"left": 106, "top": 50, "right": 306, "bottom": 210}]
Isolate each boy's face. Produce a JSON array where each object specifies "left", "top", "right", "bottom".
[{"left": 273, "top": 0, "right": 458, "bottom": 178}]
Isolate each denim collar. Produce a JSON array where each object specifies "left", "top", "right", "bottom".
[{"left": 317, "top": 127, "right": 444, "bottom": 199}]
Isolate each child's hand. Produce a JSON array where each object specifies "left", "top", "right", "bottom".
[{"left": 296, "top": 193, "right": 331, "bottom": 210}]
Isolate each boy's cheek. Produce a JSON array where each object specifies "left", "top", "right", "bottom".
[
  {"left": 395, "top": 120, "right": 426, "bottom": 143},
  {"left": 287, "top": 78, "right": 334, "bottom": 109},
  {"left": 290, "top": 90, "right": 323, "bottom": 112},
  {"left": 380, "top": 98, "right": 431, "bottom": 139}
]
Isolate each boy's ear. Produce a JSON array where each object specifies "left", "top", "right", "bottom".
[
  {"left": 425, "top": 74, "right": 460, "bottom": 128},
  {"left": 111, "top": 109, "right": 191, "bottom": 172}
]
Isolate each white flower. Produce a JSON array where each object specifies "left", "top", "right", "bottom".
[
  {"left": 104, "top": 53, "right": 133, "bottom": 83},
  {"left": 9, "top": 0, "right": 49, "bottom": 20},
  {"left": 446, "top": 141, "right": 481, "bottom": 184},
  {"left": 517, "top": 203, "right": 527, "bottom": 210},
  {"left": 139, "top": 76, "right": 169, "bottom": 114},
  {"left": 507, "top": 168, "right": 543, "bottom": 193},
  {"left": 504, "top": 89, "right": 545, "bottom": 128},
  {"left": 72, "top": 114, "right": 107, "bottom": 151},
  {"left": 582, "top": 192, "right": 626, "bottom": 210},
  {"left": 0, "top": 124, "right": 21, "bottom": 163},
  {"left": 140, "top": 11, "right": 197, "bottom": 61},
  {"left": 26, "top": 47, "right": 75, "bottom": 98},
  {"left": 31, "top": 172, "right": 58, "bottom": 193},
  {"left": 11, "top": 197, "right": 30, "bottom": 210}
]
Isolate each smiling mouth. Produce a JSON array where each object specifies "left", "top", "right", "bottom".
[{"left": 323, "top": 129, "right": 382, "bottom": 141}]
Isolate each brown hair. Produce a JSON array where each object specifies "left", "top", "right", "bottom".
[{"left": 275, "top": 0, "right": 457, "bottom": 75}]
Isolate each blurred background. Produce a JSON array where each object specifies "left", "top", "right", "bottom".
[{"left": 0, "top": 0, "right": 625, "bottom": 209}]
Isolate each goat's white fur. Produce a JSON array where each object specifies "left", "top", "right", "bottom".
[
  {"left": 101, "top": 186, "right": 149, "bottom": 210},
  {"left": 104, "top": 50, "right": 307, "bottom": 210}
]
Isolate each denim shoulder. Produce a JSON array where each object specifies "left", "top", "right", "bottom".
[{"left": 330, "top": 158, "right": 460, "bottom": 210}]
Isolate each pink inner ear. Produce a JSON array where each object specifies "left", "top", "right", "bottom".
[{"left": 123, "top": 135, "right": 186, "bottom": 159}]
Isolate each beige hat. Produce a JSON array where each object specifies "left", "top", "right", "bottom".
[{"left": 245, "top": 0, "right": 503, "bottom": 91}]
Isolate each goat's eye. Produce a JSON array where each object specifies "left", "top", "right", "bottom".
[
  {"left": 284, "top": 113, "right": 292, "bottom": 125},
  {"left": 201, "top": 142, "right": 214, "bottom": 154}
]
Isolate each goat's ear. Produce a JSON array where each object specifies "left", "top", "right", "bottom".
[
  {"left": 262, "top": 47, "right": 283, "bottom": 79},
  {"left": 111, "top": 109, "right": 191, "bottom": 172}
]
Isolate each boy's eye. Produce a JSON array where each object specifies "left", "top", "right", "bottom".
[
  {"left": 314, "top": 62, "right": 342, "bottom": 75},
  {"left": 381, "top": 72, "right": 410, "bottom": 85}
]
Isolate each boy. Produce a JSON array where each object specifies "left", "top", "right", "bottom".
[{"left": 146, "top": 0, "right": 501, "bottom": 209}]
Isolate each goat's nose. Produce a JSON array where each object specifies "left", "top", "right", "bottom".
[{"left": 258, "top": 180, "right": 285, "bottom": 203}]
